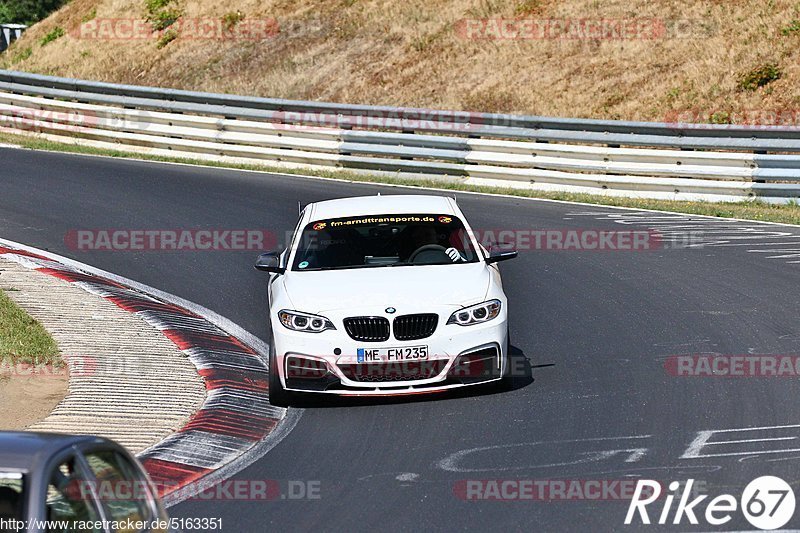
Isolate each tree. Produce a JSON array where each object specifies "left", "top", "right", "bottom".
[{"left": 0, "top": 0, "right": 67, "bottom": 25}]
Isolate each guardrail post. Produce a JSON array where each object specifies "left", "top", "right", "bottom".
[
  {"left": 0, "top": 24, "right": 27, "bottom": 53},
  {"left": 753, "top": 150, "right": 768, "bottom": 183}
]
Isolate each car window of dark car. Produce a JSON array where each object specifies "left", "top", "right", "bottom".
[
  {"left": 0, "top": 474, "right": 25, "bottom": 522},
  {"left": 83, "top": 451, "right": 153, "bottom": 533},
  {"left": 46, "top": 457, "right": 103, "bottom": 533}
]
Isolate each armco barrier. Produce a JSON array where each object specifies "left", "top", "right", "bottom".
[{"left": 1, "top": 69, "right": 800, "bottom": 202}]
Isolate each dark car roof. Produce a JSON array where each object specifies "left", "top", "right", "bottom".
[{"left": 0, "top": 432, "right": 108, "bottom": 472}]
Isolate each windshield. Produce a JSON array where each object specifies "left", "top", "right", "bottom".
[{"left": 291, "top": 213, "right": 480, "bottom": 271}]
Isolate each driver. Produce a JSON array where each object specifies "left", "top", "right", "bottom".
[
  {"left": 401, "top": 225, "right": 439, "bottom": 260},
  {"left": 402, "top": 224, "right": 465, "bottom": 263},
  {"left": 410, "top": 225, "right": 438, "bottom": 248}
]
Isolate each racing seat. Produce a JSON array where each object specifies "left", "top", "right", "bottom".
[
  {"left": 319, "top": 243, "right": 364, "bottom": 267},
  {"left": 318, "top": 229, "right": 365, "bottom": 267}
]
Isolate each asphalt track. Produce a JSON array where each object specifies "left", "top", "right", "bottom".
[{"left": 3, "top": 146, "right": 800, "bottom": 531}]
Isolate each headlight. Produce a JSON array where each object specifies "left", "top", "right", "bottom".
[
  {"left": 446, "top": 300, "right": 501, "bottom": 326},
  {"left": 278, "top": 310, "right": 336, "bottom": 332}
]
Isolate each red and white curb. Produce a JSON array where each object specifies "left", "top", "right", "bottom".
[{"left": 0, "top": 237, "right": 301, "bottom": 507}]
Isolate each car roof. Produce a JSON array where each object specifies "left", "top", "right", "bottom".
[
  {"left": 0, "top": 432, "right": 108, "bottom": 472},
  {"left": 307, "top": 195, "right": 458, "bottom": 222}
]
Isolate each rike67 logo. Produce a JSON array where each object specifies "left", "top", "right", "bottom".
[{"left": 626, "top": 476, "right": 795, "bottom": 530}]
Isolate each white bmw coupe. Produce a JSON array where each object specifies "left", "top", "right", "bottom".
[{"left": 255, "top": 194, "right": 517, "bottom": 406}]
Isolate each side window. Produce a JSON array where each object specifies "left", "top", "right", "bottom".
[
  {"left": 0, "top": 473, "right": 25, "bottom": 521},
  {"left": 45, "top": 457, "right": 103, "bottom": 532},
  {"left": 82, "top": 451, "right": 153, "bottom": 533}
]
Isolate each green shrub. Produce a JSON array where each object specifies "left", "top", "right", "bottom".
[
  {"left": 81, "top": 8, "right": 97, "bottom": 23},
  {"left": 144, "top": 0, "right": 173, "bottom": 12},
  {"left": 222, "top": 11, "right": 244, "bottom": 31},
  {"left": 157, "top": 27, "right": 178, "bottom": 48},
  {"left": 13, "top": 47, "right": 32, "bottom": 63},
  {"left": 144, "top": 0, "right": 182, "bottom": 31},
  {"left": 781, "top": 19, "right": 800, "bottom": 35},
  {"left": 40, "top": 26, "right": 64, "bottom": 46},
  {"left": 0, "top": 0, "right": 67, "bottom": 25},
  {"left": 709, "top": 111, "right": 731, "bottom": 124},
  {"left": 151, "top": 9, "right": 181, "bottom": 30},
  {"left": 738, "top": 63, "right": 782, "bottom": 91}
]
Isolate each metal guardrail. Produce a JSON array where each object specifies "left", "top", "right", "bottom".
[
  {"left": 0, "top": 25, "right": 26, "bottom": 53},
  {"left": 1, "top": 69, "right": 800, "bottom": 202}
]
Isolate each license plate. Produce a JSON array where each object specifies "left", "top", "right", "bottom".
[{"left": 357, "top": 345, "right": 428, "bottom": 363}]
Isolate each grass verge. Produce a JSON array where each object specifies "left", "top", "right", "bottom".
[
  {"left": 2, "top": 131, "right": 800, "bottom": 226},
  {"left": 0, "top": 288, "right": 61, "bottom": 367}
]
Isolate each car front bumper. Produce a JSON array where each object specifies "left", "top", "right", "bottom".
[{"left": 271, "top": 318, "right": 508, "bottom": 396}]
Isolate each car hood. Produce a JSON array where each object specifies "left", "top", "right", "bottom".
[{"left": 280, "top": 263, "right": 492, "bottom": 314}]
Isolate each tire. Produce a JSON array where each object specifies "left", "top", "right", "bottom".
[{"left": 268, "top": 339, "right": 291, "bottom": 407}]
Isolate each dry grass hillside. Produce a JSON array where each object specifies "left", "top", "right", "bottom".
[{"left": 2, "top": 0, "right": 800, "bottom": 122}]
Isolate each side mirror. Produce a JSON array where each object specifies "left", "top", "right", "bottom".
[
  {"left": 486, "top": 242, "right": 518, "bottom": 264},
  {"left": 254, "top": 251, "right": 285, "bottom": 274}
]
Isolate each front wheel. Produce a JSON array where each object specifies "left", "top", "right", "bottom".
[{"left": 268, "top": 340, "right": 291, "bottom": 407}]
